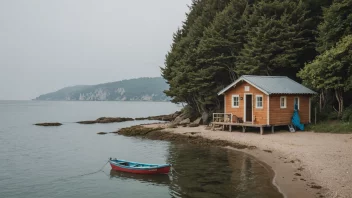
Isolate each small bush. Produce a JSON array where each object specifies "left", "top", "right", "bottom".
[
  {"left": 342, "top": 105, "right": 352, "bottom": 122},
  {"left": 306, "top": 121, "right": 352, "bottom": 133},
  {"left": 314, "top": 106, "right": 339, "bottom": 121},
  {"left": 316, "top": 111, "right": 328, "bottom": 121},
  {"left": 327, "top": 111, "right": 339, "bottom": 120}
]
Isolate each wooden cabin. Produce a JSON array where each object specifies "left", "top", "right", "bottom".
[{"left": 214, "top": 75, "right": 316, "bottom": 134}]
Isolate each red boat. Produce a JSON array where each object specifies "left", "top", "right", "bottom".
[{"left": 109, "top": 158, "right": 171, "bottom": 174}]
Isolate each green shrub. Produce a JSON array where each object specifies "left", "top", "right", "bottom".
[
  {"left": 315, "top": 108, "right": 338, "bottom": 121},
  {"left": 327, "top": 111, "right": 339, "bottom": 120},
  {"left": 342, "top": 105, "right": 352, "bottom": 122},
  {"left": 316, "top": 111, "right": 328, "bottom": 121},
  {"left": 306, "top": 121, "right": 352, "bottom": 133}
]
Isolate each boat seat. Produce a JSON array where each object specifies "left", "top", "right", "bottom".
[{"left": 118, "top": 162, "right": 129, "bottom": 166}]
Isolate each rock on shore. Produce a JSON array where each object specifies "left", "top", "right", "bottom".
[
  {"left": 77, "top": 117, "right": 134, "bottom": 124},
  {"left": 117, "top": 125, "right": 250, "bottom": 150},
  {"left": 135, "top": 111, "right": 181, "bottom": 121}
]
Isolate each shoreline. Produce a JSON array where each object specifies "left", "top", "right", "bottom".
[
  {"left": 228, "top": 146, "right": 315, "bottom": 198},
  {"left": 234, "top": 148, "right": 286, "bottom": 197},
  {"left": 118, "top": 123, "right": 352, "bottom": 198}
]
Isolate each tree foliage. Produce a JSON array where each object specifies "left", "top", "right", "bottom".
[
  {"left": 298, "top": 35, "right": 352, "bottom": 116},
  {"left": 236, "top": 0, "right": 314, "bottom": 80},
  {"left": 317, "top": 0, "right": 352, "bottom": 53},
  {"left": 161, "top": 0, "right": 352, "bottom": 119},
  {"left": 162, "top": 0, "right": 232, "bottom": 113},
  {"left": 299, "top": 0, "right": 352, "bottom": 117}
]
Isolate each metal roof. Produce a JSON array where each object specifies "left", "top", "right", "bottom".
[{"left": 218, "top": 75, "right": 317, "bottom": 95}]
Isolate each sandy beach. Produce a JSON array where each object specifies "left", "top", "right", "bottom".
[{"left": 139, "top": 123, "right": 352, "bottom": 198}]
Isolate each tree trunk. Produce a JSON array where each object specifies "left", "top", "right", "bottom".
[
  {"left": 192, "top": 96, "right": 202, "bottom": 115},
  {"left": 335, "top": 89, "right": 344, "bottom": 118},
  {"left": 319, "top": 90, "right": 327, "bottom": 112},
  {"left": 319, "top": 92, "right": 322, "bottom": 112},
  {"left": 215, "top": 98, "right": 221, "bottom": 111},
  {"left": 225, "top": 65, "right": 236, "bottom": 82}
]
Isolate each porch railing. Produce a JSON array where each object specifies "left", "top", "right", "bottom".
[{"left": 213, "top": 113, "right": 233, "bottom": 123}]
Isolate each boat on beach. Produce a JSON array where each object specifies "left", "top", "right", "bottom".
[{"left": 109, "top": 158, "right": 171, "bottom": 174}]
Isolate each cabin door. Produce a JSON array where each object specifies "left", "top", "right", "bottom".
[{"left": 245, "top": 94, "right": 253, "bottom": 122}]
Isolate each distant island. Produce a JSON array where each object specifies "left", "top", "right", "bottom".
[{"left": 34, "top": 77, "right": 170, "bottom": 101}]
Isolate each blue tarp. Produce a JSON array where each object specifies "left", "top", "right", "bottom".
[{"left": 292, "top": 104, "right": 304, "bottom": 130}]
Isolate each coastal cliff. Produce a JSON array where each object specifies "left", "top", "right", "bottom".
[{"left": 34, "top": 77, "right": 170, "bottom": 101}]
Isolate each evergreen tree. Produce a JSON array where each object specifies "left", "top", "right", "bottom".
[
  {"left": 317, "top": 0, "right": 352, "bottom": 53},
  {"left": 236, "top": 0, "right": 313, "bottom": 80},
  {"left": 191, "top": 0, "right": 249, "bottom": 112},
  {"left": 162, "top": 0, "right": 231, "bottom": 115},
  {"left": 161, "top": 0, "right": 348, "bottom": 120},
  {"left": 161, "top": 1, "right": 207, "bottom": 104}
]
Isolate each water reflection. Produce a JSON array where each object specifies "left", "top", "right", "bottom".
[
  {"left": 166, "top": 144, "right": 283, "bottom": 198},
  {"left": 109, "top": 169, "right": 170, "bottom": 186}
]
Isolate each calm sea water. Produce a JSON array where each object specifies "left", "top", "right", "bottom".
[{"left": 0, "top": 101, "right": 282, "bottom": 198}]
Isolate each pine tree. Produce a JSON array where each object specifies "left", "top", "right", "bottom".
[
  {"left": 317, "top": 0, "right": 352, "bottom": 53},
  {"left": 190, "top": 0, "right": 249, "bottom": 112},
  {"left": 162, "top": 0, "right": 231, "bottom": 115},
  {"left": 161, "top": 0, "right": 346, "bottom": 119},
  {"left": 161, "top": 1, "right": 207, "bottom": 104},
  {"left": 236, "top": 0, "right": 313, "bottom": 80}
]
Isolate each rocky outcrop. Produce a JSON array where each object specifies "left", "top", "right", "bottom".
[
  {"left": 192, "top": 117, "right": 203, "bottom": 125},
  {"left": 97, "top": 132, "right": 108, "bottom": 135},
  {"left": 173, "top": 115, "right": 185, "bottom": 124},
  {"left": 165, "top": 111, "right": 208, "bottom": 127},
  {"left": 179, "top": 118, "right": 191, "bottom": 125},
  {"left": 135, "top": 111, "right": 181, "bottom": 121},
  {"left": 117, "top": 125, "right": 164, "bottom": 136},
  {"left": 117, "top": 125, "right": 251, "bottom": 149},
  {"left": 77, "top": 117, "right": 134, "bottom": 124},
  {"left": 34, "top": 122, "right": 62, "bottom": 126}
]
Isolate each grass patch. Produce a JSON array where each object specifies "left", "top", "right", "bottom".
[{"left": 306, "top": 121, "right": 352, "bottom": 133}]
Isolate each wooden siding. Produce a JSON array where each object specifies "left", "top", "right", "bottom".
[
  {"left": 224, "top": 82, "right": 268, "bottom": 125},
  {"left": 224, "top": 82, "right": 311, "bottom": 126},
  {"left": 269, "top": 95, "right": 310, "bottom": 125}
]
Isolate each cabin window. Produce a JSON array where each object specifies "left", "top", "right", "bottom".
[
  {"left": 294, "top": 97, "right": 300, "bottom": 110},
  {"left": 256, "top": 95, "right": 263, "bottom": 109},
  {"left": 280, "top": 96, "right": 287, "bottom": 108},
  {"left": 244, "top": 86, "right": 250, "bottom": 91},
  {"left": 232, "top": 95, "right": 239, "bottom": 108}
]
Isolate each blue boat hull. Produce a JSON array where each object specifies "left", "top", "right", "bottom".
[{"left": 109, "top": 159, "right": 171, "bottom": 174}]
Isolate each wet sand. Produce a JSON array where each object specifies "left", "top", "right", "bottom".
[{"left": 130, "top": 123, "right": 352, "bottom": 198}]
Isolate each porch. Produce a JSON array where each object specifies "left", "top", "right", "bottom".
[{"left": 212, "top": 113, "right": 274, "bottom": 135}]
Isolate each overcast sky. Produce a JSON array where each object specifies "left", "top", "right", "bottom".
[{"left": 0, "top": 0, "right": 191, "bottom": 100}]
